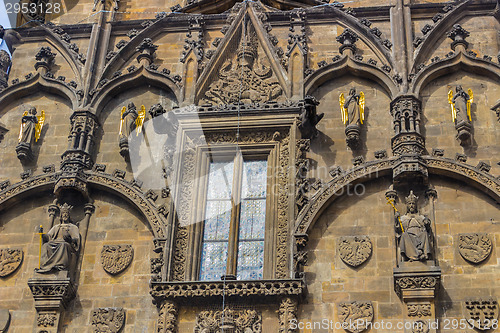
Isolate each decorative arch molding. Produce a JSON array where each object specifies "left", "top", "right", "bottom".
[
  {"left": 411, "top": 0, "right": 472, "bottom": 71},
  {"left": 0, "top": 73, "right": 79, "bottom": 112},
  {"left": 0, "top": 171, "right": 166, "bottom": 239},
  {"left": 294, "top": 156, "right": 500, "bottom": 236},
  {"left": 179, "top": 0, "right": 325, "bottom": 13},
  {"left": 39, "top": 25, "right": 84, "bottom": 84},
  {"left": 410, "top": 51, "right": 500, "bottom": 96},
  {"left": 90, "top": 66, "right": 181, "bottom": 117},
  {"left": 304, "top": 55, "right": 398, "bottom": 98}
]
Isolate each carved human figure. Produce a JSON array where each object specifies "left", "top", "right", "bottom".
[
  {"left": 19, "top": 107, "right": 38, "bottom": 146},
  {"left": 0, "top": 50, "right": 11, "bottom": 88},
  {"left": 36, "top": 204, "right": 80, "bottom": 273},
  {"left": 395, "top": 191, "right": 432, "bottom": 262},
  {"left": 119, "top": 102, "right": 138, "bottom": 139},
  {"left": 450, "top": 85, "right": 472, "bottom": 123},
  {"left": 341, "top": 88, "right": 365, "bottom": 126}
]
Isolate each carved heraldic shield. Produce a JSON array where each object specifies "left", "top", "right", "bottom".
[
  {"left": 464, "top": 298, "right": 499, "bottom": 330},
  {"left": 91, "top": 308, "right": 125, "bottom": 333},
  {"left": 0, "top": 248, "right": 23, "bottom": 277},
  {"left": 338, "top": 236, "right": 372, "bottom": 267},
  {"left": 101, "top": 245, "right": 133, "bottom": 275},
  {"left": 338, "top": 301, "right": 374, "bottom": 333},
  {"left": 458, "top": 233, "right": 492, "bottom": 264}
]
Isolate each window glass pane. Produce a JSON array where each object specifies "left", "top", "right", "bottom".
[
  {"left": 199, "top": 242, "right": 228, "bottom": 281},
  {"left": 204, "top": 200, "right": 231, "bottom": 241},
  {"left": 241, "top": 160, "right": 267, "bottom": 199},
  {"left": 207, "top": 161, "right": 234, "bottom": 200},
  {"left": 236, "top": 241, "right": 264, "bottom": 280},
  {"left": 239, "top": 199, "right": 266, "bottom": 240}
]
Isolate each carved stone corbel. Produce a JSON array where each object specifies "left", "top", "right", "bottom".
[
  {"left": 34, "top": 47, "right": 56, "bottom": 75},
  {"left": 156, "top": 300, "right": 178, "bottom": 333},
  {"left": 447, "top": 24, "right": 470, "bottom": 52},
  {"left": 136, "top": 38, "right": 158, "bottom": 66},
  {"left": 279, "top": 297, "right": 298, "bottom": 333},
  {"left": 336, "top": 28, "right": 359, "bottom": 56}
]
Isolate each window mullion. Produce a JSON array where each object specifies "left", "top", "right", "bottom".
[{"left": 225, "top": 153, "right": 243, "bottom": 279}]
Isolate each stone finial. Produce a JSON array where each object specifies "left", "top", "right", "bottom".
[
  {"left": 336, "top": 28, "right": 359, "bottom": 55},
  {"left": 447, "top": 24, "right": 470, "bottom": 51},
  {"left": 136, "top": 38, "right": 158, "bottom": 65},
  {"left": 34, "top": 47, "right": 56, "bottom": 74}
]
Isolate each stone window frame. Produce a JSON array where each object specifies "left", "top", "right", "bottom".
[{"left": 186, "top": 142, "right": 280, "bottom": 281}]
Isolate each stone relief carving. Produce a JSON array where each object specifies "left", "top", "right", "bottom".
[
  {"left": 101, "top": 245, "right": 134, "bottom": 275},
  {"left": 37, "top": 313, "right": 57, "bottom": 327},
  {"left": 407, "top": 303, "right": 431, "bottom": 317},
  {"left": 0, "top": 309, "right": 10, "bottom": 332},
  {"left": 279, "top": 297, "right": 298, "bottom": 333},
  {"left": 0, "top": 248, "right": 23, "bottom": 277},
  {"left": 338, "top": 236, "right": 372, "bottom": 267},
  {"left": 463, "top": 298, "right": 499, "bottom": 331},
  {"left": 36, "top": 204, "right": 80, "bottom": 274},
  {"left": 91, "top": 308, "right": 125, "bottom": 333},
  {"left": 340, "top": 88, "right": 365, "bottom": 148},
  {"left": 156, "top": 300, "right": 177, "bottom": 333},
  {"left": 458, "top": 233, "right": 492, "bottom": 264},
  {"left": 16, "top": 107, "right": 45, "bottom": 162},
  {"left": 201, "top": 22, "right": 283, "bottom": 105},
  {"left": 298, "top": 95, "right": 323, "bottom": 139},
  {"left": 395, "top": 191, "right": 432, "bottom": 262},
  {"left": 338, "top": 301, "right": 374, "bottom": 333},
  {"left": 412, "top": 320, "right": 429, "bottom": 333},
  {"left": 0, "top": 50, "right": 11, "bottom": 89},
  {"left": 194, "top": 309, "right": 262, "bottom": 333},
  {"left": 394, "top": 276, "right": 438, "bottom": 297}
]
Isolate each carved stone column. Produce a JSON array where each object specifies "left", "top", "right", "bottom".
[
  {"left": 390, "top": 95, "right": 428, "bottom": 186},
  {"left": 156, "top": 300, "right": 178, "bottom": 333},
  {"left": 279, "top": 297, "right": 298, "bottom": 333}
]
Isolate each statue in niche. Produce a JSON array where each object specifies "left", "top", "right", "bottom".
[
  {"left": 36, "top": 203, "right": 80, "bottom": 273},
  {"left": 395, "top": 191, "right": 432, "bottom": 262},
  {"left": 118, "top": 102, "right": 145, "bottom": 159},
  {"left": 339, "top": 88, "right": 365, "bottom": 148},
  {"left": 448, "top": 86, "right": 473, "bottom": 144},
  {"left": 16, "top": 107, "right": 45, "bottom": 162}
]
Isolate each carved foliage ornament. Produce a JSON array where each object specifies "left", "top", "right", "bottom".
[
  {"left": 194, "top": 309, "right": 262, "bottom": 333},
  {"left": 463, "top": 298, "right": 499, "bottom": 330},
  {"left": 458, "top": 233, "right": 492, "bottom": 264},
  {"left": 338, "top": 236, "right": 372, "bottom": 267},
  {"left": 101, "top": 245, "right": 134, "bottom": 275},
  {"left": 338, "top": 301, "right": 374, "bottom": 333},
  {"left": 407, "top": 303, "right": 431, "bottom": 318},
  {"left": 0, "top": 248, "right": 23, "bottom": 277},
  {"left": 91, "top": 308, "right": 125, "bottom": 333}
]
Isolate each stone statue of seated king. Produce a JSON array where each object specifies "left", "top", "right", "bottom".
[{"left": 36, "top": 203, "right": 80, "bottom": 274}]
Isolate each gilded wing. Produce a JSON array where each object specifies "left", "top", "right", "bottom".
[
  {"left": 339, "top": 93, "right": 347, "bottom": 125},
  {"left": 35, "top": 110, "right": 45, "bottom": 142},
  {"left": 18, "top": 111, "right": 28, "bottom": 142},
  {"left": 119, "top": 106, "right": 126, "bottom": 136},
  {"left": 359, "top": 91, "right": 365, "bottom": 124},
  {"left": 448, "top": 90, "right": 456, "bottom": 122},
  {"left": 467, "top": 88, "right": 473, "bottom": 121},
  {"left": 135, "top": 105, "right": 146, "bottom": 136}
]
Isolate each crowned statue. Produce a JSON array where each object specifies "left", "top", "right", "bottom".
[
  {"left": 36, "top": 203, "right": 80, "bottom": 273},
  {"left": 395, "top": 191, "right": 432, "bottom": 262}
]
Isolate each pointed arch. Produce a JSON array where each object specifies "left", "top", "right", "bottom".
[
  {"left": 294, "top": 157, "right": 500, "bottom": 237},
  {"left": 410, "top": 51, "right": 500, "bottom": 96},
  {"left": 304, "top": 55, "right": 399, "bottom": 98},
  {"left": 0, "top": 171, "right": 167, "bottom": 239},
  {"left": 90, "top": 66, "right": 181, "bottom": 116},
  {"left": 0, "top": 73, "right": 79, "bottom": 113}
]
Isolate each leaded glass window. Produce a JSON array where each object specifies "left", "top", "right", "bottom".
[{"left": 199, "top": 157, "right": 267, "bottom": 281}]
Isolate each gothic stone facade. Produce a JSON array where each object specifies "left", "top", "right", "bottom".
[{"left": 0, "top": 0, "right": 499, "bottom": 332}]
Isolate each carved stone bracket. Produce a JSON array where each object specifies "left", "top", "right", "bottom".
[
  {"left": 279, "top": 297, "right": 298, "bottom": 333},
  {"left": 28, "top": 277, "right": 76, "bottom": 333},
  {"left": 150, "top": 279, "right": 306, "bottom": 305},
  {"left": 156, "top": 300, "right": 178, "bottom": 333},
  {"left": 393, "top": 268, "right": 441, "bottom": 299}
]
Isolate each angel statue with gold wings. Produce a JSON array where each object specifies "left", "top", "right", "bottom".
[
  {"left": 16, "top": 107, "right": 45, "bottom": 161},
  {"left": 448, "top": 85, "right": 473, "bottom": 123},
  {"left": 119, "top": 102, "right": 145, "bottom": 139},
  {"left": 340, "top": 88, "right": 365, "bottom": 127},
  {"left": 18, "top": 107, "right": 45, "bottom": 145}
]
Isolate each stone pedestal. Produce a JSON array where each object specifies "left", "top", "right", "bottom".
[
  {"left": 345, "top": 124, "right": 361, "bottom": 148},
  {"left": 16, "top": 142, "right": 34, "bottom": 162},
  {"left": 28, "top": 272, "right": 76, "bottom": 333},
  {"left": 394, "top": 264, "right": 441, "bottom": 333},
  {"left": 455, "top": 120, "right": 472, "bottom": 144}
]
